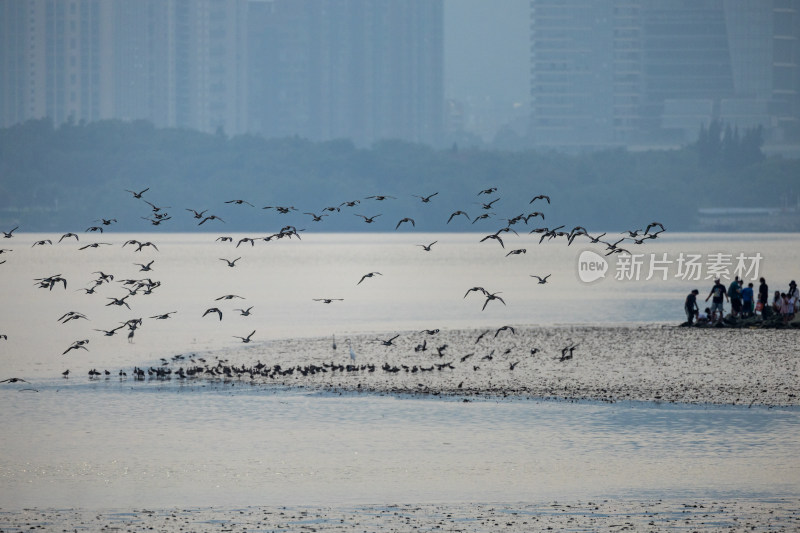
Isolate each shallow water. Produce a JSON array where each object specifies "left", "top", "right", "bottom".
[
  {"left": 1, "top": 379, "right": 798, "bottom": 508},
  {"left": 1, "top": 232, "right": 799, "bottom": 509}
]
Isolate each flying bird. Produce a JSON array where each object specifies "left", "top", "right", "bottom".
[
  {"left": 220, "top": 257, "right": 241, "bottom": 267},
  {"left": 530, "top": 194, "right": 550, "bottom": 204},
  {"left": 199, "top": 215, "right": 225, "bottom": 225},
  {"left": 2, "top": 226, "right": 19, "bottom": 238},
  {"left": 418, "top": 241, "right": 437, "bottom": 251},
  {"left": 149, "top": 312, "right": 177, "bottom": 320},
  {"left": 494, "top": 325, "right": 516, "bottom": 337},
  {"left": 355, "top": 214, "right": 381, "bottom": 223},
  {"left": 233, "top": 330, "right": 256, "bottom": 343},
  {"left": 186, "top": 208, "right": 208, "bottom": 219},
  {"left": 413, "top": 192, "right": 438, "bottom": 203},
  {"left": 314, "top": 298, "right": 343, "bottom": 304},
  {"left": 135, "top": 260, "right": 155, "bottom": 272},
  {"left": 447, "top": 211, "right": 470, "bottom": 223},
  {"left": 125, "top": 187, "right": 149, "bottom": 199},
  {"left": 478, "top": 187, "right": 497, "bottom": 195},
  {"left": 62, "top": 339, "right": 89, "bottom": 355},
  {"left": 531, "top": 274, "right": 551, "bottom": 284},
  {"left": 480, "top": 234, "right": 504, "bottom": 248},
  {"left": 357, "top": 272, "right": 382, "bottom": 285},
  {"left": 216, "top": 294, "right": 244, "bottom": 301},
  {"left": 203, "top": 307, "right": 223, "bottom": 320},
  {"left": 225, "top": 199, "right": 254, "bottom": 207},
  {"left": 32, "top": 239, "right": 52, "bottom": 247},
  {"left": 375, "top": 334, "right": 400, "bottom": 346},
  {"left": 482, "top": 292, "right": 506, "bottom": 311},
  {"left": 58, "top": 232, "right": 79, "bottom": 243},
  {"left": 395, "top": 217, "right": 415, "bottom": 230}
]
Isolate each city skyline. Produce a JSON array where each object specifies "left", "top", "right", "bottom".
[{"left": 1, "top": 0, "right": 798, "bottom": 152}]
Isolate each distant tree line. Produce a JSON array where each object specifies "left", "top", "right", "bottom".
[
  {"left": 0, "top": 118, "right": 798, "bottom": 233},
  {"left": 696, "top": 119, "right": 765, "bottom": 169}
]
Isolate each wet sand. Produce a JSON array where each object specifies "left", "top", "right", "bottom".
[
  {"left": 2, "top": 499, "right": 798, "bottom": 532},
  {"left": 202, "top": 324, "right": 800, "bottom": 407}
]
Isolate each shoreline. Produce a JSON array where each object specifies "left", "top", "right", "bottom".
[
  {"left": 169, "top": 324, "right": 800, "bottom": 407},
  {"left": 2, "top": 498, "right": 798, "bottom": 531}
]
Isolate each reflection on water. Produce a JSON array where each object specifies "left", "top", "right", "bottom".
[{"left": 0, "top": 380, "right": 798, "bottom": 508}]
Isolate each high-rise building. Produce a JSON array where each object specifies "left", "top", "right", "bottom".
[
  {"left": 1, "top": 0, "right": 249, "bottom": 134},
  {"left": 246, "top": 0, "right": 444, "bottom": 146},
  {"left": 529, "top": 0, "right": 800, "bottom": 149},
  {"left": 1, "top": 0, "right": 443, "bottom": 145}
]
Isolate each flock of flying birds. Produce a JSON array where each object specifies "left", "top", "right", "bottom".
[{"left": 0, "top": 185, "right": 664, "bottom": 385}]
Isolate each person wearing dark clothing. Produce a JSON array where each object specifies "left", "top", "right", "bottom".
[
  {"left": 728, "top": 277, "right": 742, "bottom": 317},
  {"left": 741, "top": 283, "right": 754, "bottom": 318},
  {"left": 685, "top": 289, "right": 700, "bottom": 324},
  {"left": 705, "top": 279, "right": 728, "bottom": 321},
  {"left": 758, "top": 277, "right": 769, "bottom": 316}
]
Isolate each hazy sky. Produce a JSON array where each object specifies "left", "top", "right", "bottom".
[{"left": 444, "top": 0, "right": 529, "bottom": 110}]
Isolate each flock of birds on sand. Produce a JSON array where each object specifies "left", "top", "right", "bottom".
[{"left": 0, "top": 185, "right": 664, "bottom": 389}]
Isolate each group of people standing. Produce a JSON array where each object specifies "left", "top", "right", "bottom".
[{"left": 684, "top": 277, "right": 799, "bottom": 325}]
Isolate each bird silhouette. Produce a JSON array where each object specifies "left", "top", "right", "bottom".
[
  {"left": 203, "top": 307, "right": 223, "bottom": 320},
  {"left": 355, "top": 214, "right": 381, "bottom": 223},
  {"left": 62, "top": 339, "right": 89, "bottom": 355},
  {"left": 58, "top": 232, "right": 79, "bottom": 243},
  {"left": 304, "top": 212, "right": 328, "bottom": 222},
  {"left": 531, "top": 274, "right": 551, "bottom": 284},
  {"left": 233, "top": 330, "right": 256, "bottom": 343},
  {"left": 413, "top": 192, "right": 438, "bottom": 203},
  {"left": 395, "top": 217, "right": 415, "bottom": 230},
  {"left": 58, "top": 311, "right": 88, "bottom": 323},
  {"left": 150, "top": 312, "right": 177, "bottom": 320},
  {"left": 135, "top": 260, "right": 155, "bottom": 272},
  {"left": 225, "top": 199, "right": 255, "bottom": 207},
  {"left": 480, "top": 234, "right": 504, "bottom": 248},
  {"left": 418, "top": 241, "right": 437, "bottom": 251},
  {"left": 106, "top": 295, "right": 131, "bottom": 309},
  {"left": 482, "top": 292, "right": 506, "bottom": 311},
  {"left": 0, "top": 377, "right": 30, "bottom": 384},
  {"left": 314, "top": 298, "right": 343, "bottom": 304},
  {"left": 495, "top": 325, "right": 515, "bottom": 337},
  {"left": 464, "top": 287, "right": 487, "bottom": 298},
  {"left": 199, "top": 215, "right": 225, "bottom": 225},
  {"left": 186, "top": 208, "right": 208, "bottom": 219},
  {"left": 2, "top": 226, "right": 19, "bottom": 238},
  {"left": 79, "top": 242, "right": 111, "bottom": 250},
  {"left": 478, "top": 187, "right": 497, "bottom": 195},
  {"left": 357, "top": 272, "right": 382, "bottom": 285},
  {"left": 375, "top": 334, "right": 400, "bottom": 346},
  {"left": 530, "top": 194, "right": 550, "bottom": 204},
  {"left": 234, "top": 306, "right": 254, "bottom": 316},
  {"left": 135, "top": 241, "right": 159, "bottom": 252},
  {"left": 125, "top": 187, "right": 149, "bottom": 199},
  {"left": 216, "top": 294, "right": 244, "bottom": 301},
  {"left": 32, "top": 239, "right": 52, "bottom": 247},
  {"left": 478, "top": 198, "right": 500, "bottom": 210},
  {"left": 506, "top": 248, "right": 526, "bottom": 257},
  {"left": 447, "top": 211, "right": 470, "bottom": 223},
  {"left": 220, "top": 257, "right": 241, "bottom": 267}
]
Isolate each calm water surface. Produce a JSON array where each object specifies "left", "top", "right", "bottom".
[{"left": 1, "top": 233, "right": 798, "bottom": 508}]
